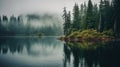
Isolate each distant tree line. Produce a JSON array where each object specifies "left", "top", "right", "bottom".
[
  {"left": 0, "top": 15, "right": 24, "bottom": 36},
  {"left": 63, "top": 0, "right": 120, "bottom": 37},
  {"left": 0, "top": 15, "right": 63, "bottom": 36}
]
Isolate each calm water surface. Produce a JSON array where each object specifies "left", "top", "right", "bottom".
[{"left": 0, "top": 37, "right": 120, "bottom": 67}]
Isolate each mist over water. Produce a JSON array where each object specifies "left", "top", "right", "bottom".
[{"left": 0, "top": 13, "right": 63, "bottom": 36}]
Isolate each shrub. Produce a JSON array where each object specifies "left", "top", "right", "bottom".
[
  {"left": 68, "top": 29, "right": 109, "bottom": 40},
  {"left": 102, "top": 29, "right": 114, "bottom": 36}
]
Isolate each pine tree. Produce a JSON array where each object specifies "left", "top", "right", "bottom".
[
  {"left": 98, "top": 0, "right": 104, "bottom": 32},
  {"left": 103, "top": 0, "right": 113, "bottom": 30},
  {"left": 63, "top": 7, "right": 67, "bottom": 35},
  {"left": 93, "top": 4, "right": 99, "bottom": 30},
  {"left": 85, "top": 0, "right": 94, "bottom": 29},
  {"left": 112, "top": 0, "right": 120, "bottom": 36},
  {"left": 80, "top": 3, "right": 85, "bottom": 30},
  {"left": 3, "top": 15, "right": 8, "bottom": 22},
  {"left": 66, "top": 11, "right": 71, "bottom": 35},
  {"left": 82, "top": 2, "right": 87, "bottom": 30},
  {"left": 0, "top": 16, "right": 1, "bottom": 22},
  {"left": 72, "top": 3, "right": 81, "bottom": 31},
  {"left": 63, "top": 7, "right": 71, "bottom": 36},
  {"left": 0, "top": 16, "right": 1, "bottom": 34}
]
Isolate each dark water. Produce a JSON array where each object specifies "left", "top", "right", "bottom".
[{"left": 0, "top": 37, "right": 120, "bottom": 67}]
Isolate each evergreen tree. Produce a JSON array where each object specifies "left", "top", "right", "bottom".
[
  {"left": 63, "top": 7, "right": 67, "bottom": 35},
  {"left": 112, "top": 0, "right": 120, "bottom": 36},
  {"left": 0, "top": 16, "right": 2, "bottom": 33},
  {"left": 63, "top": 7, "right": 71, "bottom": 36},
  {"left": 0, "top": 16, "right": 1, "bottom": 22},
  {"left": 98, "top": 0, "right": 104, "bottom": 32},
  {"left": 93, "top": 4, "right": 99, "bottom": 30},
  {"left": 85, "top": 0, "right": 94, "bottom": 29},
  {"left": 17, "top": 16, "right": 24, "bottom": 34},
  {"left": 3, "top": 15, "right": 8, "bottom": 22},
  {"left": 66, "top": 11, "right": 71, "bottom": 35},
  {"left": 82, "top": 2, "right": 87, "bottom": 30},
  {"left": 103, "top": 0, "right": 113, "bottom": 30},
  {"left": 98, "top": 0, "right": 113, "bottom": 32},
  {"left": 80, "top": 3, "right": 85, "bottom": 30},
  {"left": 72, "top": 3, "right": 81, "bottom": 31}
]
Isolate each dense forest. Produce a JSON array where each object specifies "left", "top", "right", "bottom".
[
  {"left": 0, "top": 14, "right": 63, "bottom": 36},
  {"left": 63, "top": 0, "right": 120, "bottom": 38}
]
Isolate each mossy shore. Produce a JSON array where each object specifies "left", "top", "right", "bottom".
[{"left": 59, "top": 29, "right": 119, "bottom": 42}]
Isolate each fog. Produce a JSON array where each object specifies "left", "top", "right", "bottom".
[
  {"left": 0, "top": 0, "right": 100, "bottom": 36},
  {"left": 0, "top": 0, "right": 100, "bottom": 16},
  {"left": 0, "top": 14, "right": 63, "bottom": 36}
]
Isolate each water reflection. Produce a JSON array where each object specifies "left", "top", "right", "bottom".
[
  {"left": 0, "top": 37, "right": 64, "bottom": 67},
  {"left": 64, "top": 41, "right": 120, "bottom": 67},
  {"left": 0, "top": 37, "right": 60, "bottom": 55},
  {"left": 0, "top": 37, "right": 120, "bottom": 67}
]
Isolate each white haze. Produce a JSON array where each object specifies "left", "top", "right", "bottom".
[
  {"left": 0, "top": 0, "right": 100, "bottom": 16},
  {"left": 20, "top": 13, "right": 63, "bottom": 28},
  {"left": 0, "top": 0, "right": 100, "bottom": 34}
]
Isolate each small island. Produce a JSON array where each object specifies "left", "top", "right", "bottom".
[{"left": 60, "top": 0, "right": 120, "bottom": 42}]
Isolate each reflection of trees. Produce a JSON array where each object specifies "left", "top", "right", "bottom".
[
  {"left": 0, "top": 37, "right": 27, "bottom": 54},
  {"left": 63, "top": 43, "right": 71, "bottom": 67},
  {"left": 64, "top": 41, "right": 120, "bottom": 67},
  {"left": 0, "top": 37, "right": 60, "bottom": 55}
]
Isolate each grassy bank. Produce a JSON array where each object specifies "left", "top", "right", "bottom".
[{"left": 60, "top": 29, "right": 115, "bottom": 42}]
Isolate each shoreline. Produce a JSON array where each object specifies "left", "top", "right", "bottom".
[{"left": 59, "top": 36, "right": 120, "bottom": 42}]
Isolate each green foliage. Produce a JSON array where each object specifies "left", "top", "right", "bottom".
[
  {"left": 80, "top": 3, "right": 87, "bottom": 30},
  {"left": 85, "top": 0, "right": 95, "bottom": 29},
  {"left": 63, "top": 0, "right": 120, "bottom": 37},
  {"left": 68, "top": 29, "right": 109, "bottom": 40},
  {"left": 67, "top": 41, "right": 105, "bottom": 50},
  {"left": 63, "top": 7, "right": 72, "bottom": 36},
  {"left": 72, "top": 3, "right": 81, "bottom": 31},
  {"left": 93, "top": 4, "right": 99, "bottom": 30},
  {"left": 112, "top": 0, "right": 120, "bottom": 36},
  {"left": 102, "top": 29, "right": 114, "bottom": 36},
  {"left": 37, "top": 33, "right": 44, "bottom": 36}
]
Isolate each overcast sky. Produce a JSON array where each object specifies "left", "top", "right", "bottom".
[{"left": 0, "top": 0, "right": 100, "bottom": 16}]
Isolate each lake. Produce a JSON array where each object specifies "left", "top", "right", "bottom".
[{"left": 0, "top": 37, "right": 120, "bottom": 67}]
